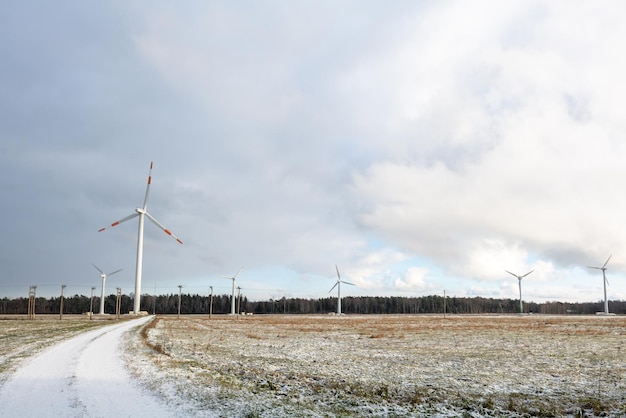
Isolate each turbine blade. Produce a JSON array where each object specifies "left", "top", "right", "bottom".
[
  {"left": 603, "top": 254, "right": 612, "bottom": 268},
  {"left": 335, "top": 264, "right": 341, "bottom": 279},
  {"left": 144, "top": 212, "right": 183, "bottom": 244},
  {"left": 233, "top": 266, "right": 244, "bottom": 279},
  {"left": 522, "top": 270, "right": 534, "bottom": 278},
  {"left": 587, "top": 266, "right": 602, "bottom": 270},
  {"left": 143, "top": 161, "right": 153, "bottom": 210},
  {"left": 329, "top": 282, "right": 338, "bottom": 293},
  {"left": 91, "top": 264, "right": 104, "bottom": 274},
  {"left": 505, "top": 270, "right": 518, "bottom": 278},
  {"left": 342, "top": 280, "right": 356, "bottom": 286},
  {"left": 108, "top": 269, "right": 123, "bottom": 276},
  {"left": 98, "top": 212, "right": 139, "bottom": 232}
]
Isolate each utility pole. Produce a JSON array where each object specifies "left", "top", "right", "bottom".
[
  {"left": 28, "top": 286, "right": 37, "bottom": 320},
  {"left": 237, "top": 286, "right": 242, "bottom": 317},
  {"left": 153, "top": 282, "right": 157, "bottom": 315},
  {"left": 59, "top": 285, "right": 66, "bottom": 320},
  {"left": 209, "top": 286, "right": 213, "bottom": 319},
  {"left": 115, "top": 288, "right": 122, "bottom": 319},
  {"left": 178, "top": 285, "right": 182, "bottom": 319},
  {"left": 90, "top": 287, "right": 96, "bottom": 319}
]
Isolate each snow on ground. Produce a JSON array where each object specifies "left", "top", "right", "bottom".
[
  {"left": 0, "top": 318, "right": 108, "bottom": 378},
  {"left": 1, "top": 314, "right": 625, "bottom": 417},
  {"left": 133, "top": 314, "right": 626, "bottom": 417},
  {"left": 0, "top": 316, "right": 179, "bottom": 418}
]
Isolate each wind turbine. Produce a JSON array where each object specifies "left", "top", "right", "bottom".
[
  {"left": 329, "top": 264, "right": 355, "bottom": 315},
  {"left": 221, "top": 267, "right": 243, "bottom": 315},
  {"left": 505, "top": 269, "right": 534, "bottom": 314},
  {"left": 91, "top": 263, "right": 122, "bottom": 315},
  {"left": 587, "top": 255, "right": 612, "bottom": 315},
  {"left": 98, "top": 162, "right": 183, "bottom": 315}
]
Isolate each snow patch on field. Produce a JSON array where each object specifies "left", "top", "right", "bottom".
[{"left": 126, "top": 315, "right": 626, "bottom": 417}]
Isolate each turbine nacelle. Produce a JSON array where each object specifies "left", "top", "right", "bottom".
[{"left": 505, "top": 270, "right": 534, "bottom": 281}]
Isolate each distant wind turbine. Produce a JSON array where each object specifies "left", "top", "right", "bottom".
[
  {"left": 98, "top": 162, "right": 183, "bottom": 315},
  {"left": 329, "top": 264, "right": 355, "bottom": 315},
  {"left": 505, "top": 270, "right": 534, "bottom": 314},
  {"left": 91, "top": 263, "right": 122, "bottom": 315},
  {"left": 221, "top": 267, "right": 244, "bottom": 315},
  {"left": 587, "top": 255, "right": 612, "bottom": 315}
]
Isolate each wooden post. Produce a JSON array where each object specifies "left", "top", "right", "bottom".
[
  {"left": 28, "top": 286, "right": 37, "bottom": 320},
  {"left": 209, "top": 286, "right": 213, "bottom": 319},
  {"left": 237, "top": 286, "right": 241, "bottom": 317},
  {"left": 59, "top": 285, "right": 66, "bottom": 320},
  {"left": 89, "top": 287, "right": 95, "bottom": 319},
  {"left": 115, "top": 288, "right": 121, "bottom": 318},
  {"left": 177, "top": 285, "right": 182, "bottom": 319}
]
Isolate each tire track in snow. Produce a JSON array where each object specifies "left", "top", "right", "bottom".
[{"left": 0, "top": 316, "right": 176, "bottom": 418}]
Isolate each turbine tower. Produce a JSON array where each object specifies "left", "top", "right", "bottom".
[
  {"left": 98, "top": 162, "right": 183, "bottom": 315},
  {"left": 505, "top": 270, "right": 533, "bottom": 314},
  {"left": 329, "top": 264, "right": 355, "bottom": 315},
  {"left": 91, "top": 263, "right": 122, "bottom": 315},
  {"left": 587, "top": 255, "right": 612, "bottom": 315},
  {"left": 221, "top": 267, "right": 243, "bottom": 315}
]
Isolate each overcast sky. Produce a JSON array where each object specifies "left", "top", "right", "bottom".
[{"left": 2, "top": 1, "right": 626, "bottom": 307}]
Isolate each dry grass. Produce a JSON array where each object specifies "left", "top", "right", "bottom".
[{"left": 135, "top": 314, "right": 626, "bottom": 417}]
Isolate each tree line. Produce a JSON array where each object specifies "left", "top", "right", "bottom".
[{"left": 1, "top": 293, "right": 625, "bottom": 315}]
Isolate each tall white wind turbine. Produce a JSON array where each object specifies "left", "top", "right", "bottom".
[
  {"left": 505, "top": 270, "right": 534, "bottom": 314},
  {"left": 98, "top": 162, "right": 183, "bottom": 315},
  {"left": 329, "top": 264, "right": 355, "bottom": 315},
  {"left": 221, "top": 267, "right": 244, "bottom": 315},
  {"left": 91, "top": 263, "right": 122, "bottom": 315},
  {"left": 587, "top": 255, "right": 612, "bottom": 315}
]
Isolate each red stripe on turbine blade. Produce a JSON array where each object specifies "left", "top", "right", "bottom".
[
  {"left": 98, "top": 228, "right": 105, "bottom": 232},
  {"left": 150, "top": 161, "right": 153, "bottom": 169},
  {"left": 177, "top": 238, "right": 183, "bottom": 244},
  {"left": 164, "top": 229, "right": 172, "bottom": 235},
  {"left": 111, "top": 222, "right": 120, "bottom": 227},
  {"left": 147, "top": 176, "right": 152, "bottom": 185}
]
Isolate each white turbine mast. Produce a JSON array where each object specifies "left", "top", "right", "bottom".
[
  {"left": 221, "top": 267, "right": 244, "bottom": 315},
  {"left": 329, "top": 264, "right": 355, "bottom": 315},
  {"left": 91, "top": 263, "right": 122, "bottom": 315},
  {"left": 98, "top": 162, "right": 183, "bottom": 315},
  {"left": 505, "top": 269, "right": 533, "bottom": 314},
  {"left": 587, "top": 254, "right": 612, "bottom": 315}
]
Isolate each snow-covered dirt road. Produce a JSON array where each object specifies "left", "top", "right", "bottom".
[{"left": 0, "top": 316, "right": 177, "bottom": 418}]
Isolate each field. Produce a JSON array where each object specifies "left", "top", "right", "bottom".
[
  {"left": 2, "top": 314, "right": 625, "bottom": 417},
  {"left": 129, "top": 314, "right": 626, "bottom": 417}
]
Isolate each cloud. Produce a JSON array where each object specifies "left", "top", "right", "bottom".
[
  {"left": 1, "top": 1, "right": 626, "bottom": 304},
  {"left": 393, "top": 267, "right": 430, "bottom": 292},
  {"left": 349, "top": 1, "right": 626, "bottom": 285}
]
